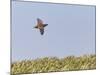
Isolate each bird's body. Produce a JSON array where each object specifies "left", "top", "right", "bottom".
[{"left": 34, "top": 18, "right": 48, "bottom": 35}]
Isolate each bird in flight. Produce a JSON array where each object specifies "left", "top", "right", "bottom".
[{"left": 34, "top": 18, "right": 48, "bottom": 35}]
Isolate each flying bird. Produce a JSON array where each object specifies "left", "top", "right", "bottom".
[{"left": 34, "top": 18, "right": 48, "bottom": 35}]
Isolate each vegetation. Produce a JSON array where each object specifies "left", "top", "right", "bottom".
[{"left": 11, "top": 54, "right": 96, "bottom": 75}]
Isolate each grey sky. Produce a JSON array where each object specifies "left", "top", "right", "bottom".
[{"left": 12, "top": 1, "right": 96, "bottom": 62}]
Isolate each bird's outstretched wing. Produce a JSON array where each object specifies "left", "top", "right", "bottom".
[
  {"left": 37, "top": 18, "right": 43, "bottom": 24},
  {"left": 40, "top": 29, "right": 44, "bottom": 35}
]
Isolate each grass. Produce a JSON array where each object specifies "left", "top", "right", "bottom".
[{"left": 11, "top": 54, "right": 96, "bottom": 75}]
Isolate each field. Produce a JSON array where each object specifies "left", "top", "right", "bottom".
[{"left": 11, "top": 54, "right": 96, "bottom": 75}]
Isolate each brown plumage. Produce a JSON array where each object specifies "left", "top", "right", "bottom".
[{"left": 34, "top": 18, "right": 48, "bottom": 35}]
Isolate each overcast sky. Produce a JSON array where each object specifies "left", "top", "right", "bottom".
[{"left": 12, "top": 1, "right": 96, "bottom": 62}]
